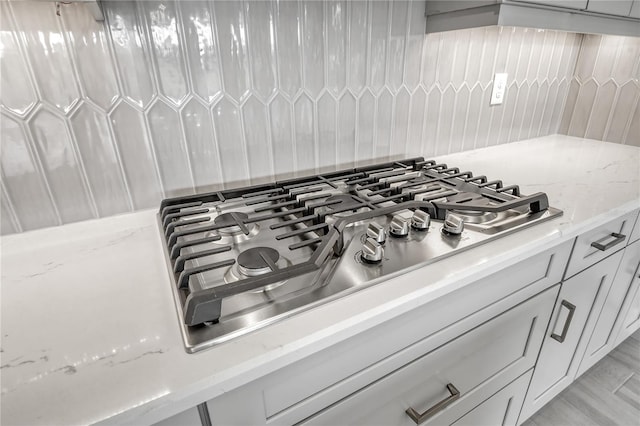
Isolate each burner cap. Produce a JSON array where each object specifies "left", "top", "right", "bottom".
[
  {"left": 237, "top": 247, "right": 280, "bottom": 271},
  {"left": 214, "top": 212, "right": 249, "bottom": 227},
  {"left": 326, "top": 194, "right": 361, "bottom": 211}
]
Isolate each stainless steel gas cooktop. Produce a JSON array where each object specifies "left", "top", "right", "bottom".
[{"left": 157, "top": 157, "right": 562, "bottom": 353}]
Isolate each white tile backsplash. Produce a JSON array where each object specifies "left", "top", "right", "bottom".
[
  {"left": 0, "top": 0, "right": 584, "bottom": 234},
  {"left": 561, "top": 33, "right": 640, "bottom": 146}
]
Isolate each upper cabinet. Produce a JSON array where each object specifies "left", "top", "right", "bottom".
[
  {"left": 586, "top": 0, "right": 634, "bottom": 15},
  {"left": 425, "top": 1, "right": 640, "bottom": 37},
  {"left": 514, "top": 0, "right": 588, "bottom": 9}
]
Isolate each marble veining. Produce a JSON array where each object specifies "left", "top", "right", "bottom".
[{"left": 0, "top": 135, "right": 638, "bottom": 425}]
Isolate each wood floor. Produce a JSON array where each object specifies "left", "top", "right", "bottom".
[{"left": 522, "top": 330, "right": 640, "bottom": 426}]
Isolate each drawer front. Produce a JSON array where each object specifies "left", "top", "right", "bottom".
[
  {"left": 453, "top": 370, "right": 533, "bottom": 426},
  {"left": 301, "top": 286, "right": 558, "bottom": 426},
  {"left": 261, "top": 242, "right": 570, "bottom": 422},
  {"left": 565, "top": 210, "right": 637, "bottom": 279},
  {"left": 577, "top": 240, "right": 640, "bottom": 376}
]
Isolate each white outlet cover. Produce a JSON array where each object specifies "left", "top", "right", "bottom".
[{"left": 490, "top": 73, "right": 508, "bottom": 105}]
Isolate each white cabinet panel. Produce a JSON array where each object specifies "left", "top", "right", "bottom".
[
  {"left": 302, "top": 287, "right": 557, "bottom": 426},
  {"left": 613, "top": 244, "right": 640, "bottom": 345},
  {"left": 587, "top": 0, "right": 633, "bottom": 15},
  {"left": 453, "top": 371, "right": 533, "bottom": 426},
  {"left": 153, "top": 406, "right": 203, "bottom": 426},
  {"left": 520, "top": 250, "right": 624, "bottom": 420},
  {"left": 577, "top": 240, "right": 640, "bottom": 376}
]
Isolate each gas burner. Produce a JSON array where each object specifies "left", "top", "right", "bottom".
[
  {"left": 208, "top": 212, "right": 259, "bottom": 243},
  {"left": 446, "top": 192, "right": 498, "bottom": 223},
  {"left": 224, "top": 247, "right": 292, "bottom": 292},
  {"left": 237, "top": 247, "right": 279, "bottom": 276}
]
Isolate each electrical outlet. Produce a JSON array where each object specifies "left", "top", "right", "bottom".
[{"left": 490, "top": 73, "right": 508, "bottom": 105}]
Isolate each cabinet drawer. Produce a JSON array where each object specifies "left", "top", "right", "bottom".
[
  {"left": 301, "top": 286, "right": 558, "bottom": 426},
  {"left": 565, "top": 210, "right": 637, "bottom": 278}
]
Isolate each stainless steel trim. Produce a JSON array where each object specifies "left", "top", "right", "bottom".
[
  {"left": 590, "top": 232, "right": 626, "bottom": 251},
  {"left": 405, "top": 383, "right": 461, "bottom": 424}
]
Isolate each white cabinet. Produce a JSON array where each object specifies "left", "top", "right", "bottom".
[
  {"left": 512, "top": 0, "right": 587, "bottom": 9},
  {"left": 587, "top": 0, "right": 634, "bottom": 15},
  {"left": 576, "top": 240, "right": 640, "bottom": 376},
  {"left": 302, "top": 287, "right": 557, "bottom": 426},
  {"left": 425, "top": 0, "right": 640, "bottom": 36},
  {"left": 613, "top": 244, "right": 640, "bottom": 345},
  {"left": 519, "top": 250, "right": 624, "bottom": 420}
]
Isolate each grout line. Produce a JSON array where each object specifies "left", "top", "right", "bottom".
[
  {"left": 621, "top": 92, "right": 640, "bottom": 145},
  {"left": 21, "top": 109, "right": 64, "bottom": 226}
]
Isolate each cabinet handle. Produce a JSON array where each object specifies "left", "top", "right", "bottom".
[
  {"left": 590, "top": 232, "right": 625, "bottom": 251},
  {"left": 550, "top": 300, "right": 576, "bottom": 343},
  {"left": 405, "top": 383, "right": 460, "bottom": 424}
]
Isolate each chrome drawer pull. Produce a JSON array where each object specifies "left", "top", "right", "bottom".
[
  {"left": 550, "top": 300, "right": 576, "bottom": 343},
  {"left": 591, "top": 232, "right": 625, "bottom": 251},
  {"left": 405, "top": 383, "right": 460, "bottom": 425}
]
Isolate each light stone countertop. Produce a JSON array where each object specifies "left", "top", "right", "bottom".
[{"left": 1, "top": 135, "right": 639, "bottom": 425}]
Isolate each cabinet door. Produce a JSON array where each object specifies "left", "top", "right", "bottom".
[
  {"left": 587, "top": 0, "right": 634, "bottom": 15},
  {"left": 519, "top": 250, "right": 624, "bottom": 421},
  {"left": 613, "top": 247, "right": 640, "bottom": 345},
  {"left": 577, "top": 241, "right": 640, "bottom": 377},
  {"left": 510, "top": 0, "right": 587, "bottom": 9},
  {"left": 453, "top": 371, "right": 532, "bottom": 426}
]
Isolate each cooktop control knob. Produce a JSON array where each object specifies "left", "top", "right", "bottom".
[
  {"left": 366, "top": 222, "right": 386, "bottom": 244},
  {"left": 361, "top": 237, "right": 384, "bottom": 263},
  {"left": 411, "top": 210, "right": 431, "bottom": 231},
  {"left": 443, "top": 212, "right": 464, "bottom": 235},
  {"left": 389, "top": 215, "right": 410, "bottom": 238}
]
